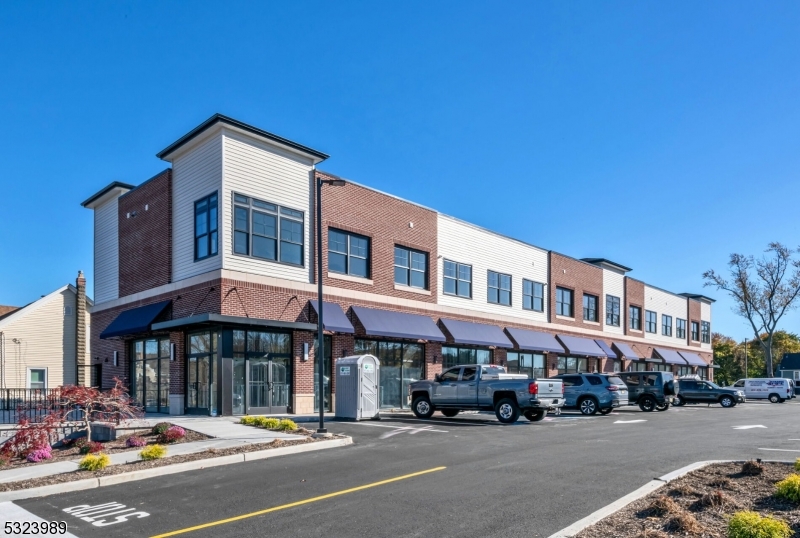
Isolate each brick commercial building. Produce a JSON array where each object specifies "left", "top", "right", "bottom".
[{"left": 82, "top": 114, "right": 715, "bottom": 416}]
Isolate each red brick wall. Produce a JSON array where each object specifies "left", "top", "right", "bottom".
[
  {"left": 688, "top": 299, "right": 701, "bottom": 348},
  {"left": 317, "top": 171, "right": 438, "bottom": 303},
  {"left": 625, "top": 277, "right": 645, "bottom": 337},
  {"left": 118, "top": 169, "right": 172, "bottom": 297},
  {"left": 549, "top": 252, "right": 604, "bottom": 330}
]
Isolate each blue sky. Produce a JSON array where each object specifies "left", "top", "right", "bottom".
[{"left": 1, "top": 1, "right": 799, "bottom": 339}]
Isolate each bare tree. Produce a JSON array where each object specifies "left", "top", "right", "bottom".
[{"left": 703, "top": 242, "right": 800, "bottom": 377}]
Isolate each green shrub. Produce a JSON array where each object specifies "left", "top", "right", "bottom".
[
  {"left": 239, "top": 416, "right": 256, "bottom": 425},
  {"left": 776, "top": 474, "right": 800, "bottom": 503},
  {"left": 728, "top": 511, "right": 792, "bottom": 538},
  {"left": 78, "top": 453, "right": 111, "bottom": 471},
  {"left": 152, "top": 422, "right": 171, "bottom": 435},
  {"left": 276, "top": 419, "right": 298, "bottom": 431},
  {"left": 260, "top": 417, "right": 282, "bottom": 429},
  {"left": 139, "top": 444, "right": 167, "bottom": 461},
  {"left": 795, "top": 458, "right": 800, "bottom": 472}
]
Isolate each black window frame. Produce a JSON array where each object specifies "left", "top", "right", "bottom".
[
  {"left": 443, "top": 259, "right": 472, "bottom": 299},
  {"left": 506, "top": 351, "right": 546, "bottom": 379},
  {"left": 394, "top": 245, "right": 429, "bottom": 290},
  {"left": 606, "top": 295, "right": 620, "bottom": 326},
  {"left": 194, "top": 192, "right": 219, "bottom": 261},
  {"left": 676, "top": 318, "right": 686, "bottom": 339},
  {"left": 487, "top": 270, "right": 512, "bottom": 306},
  {"left": 645, "top": 310, "right": 657, "bottom": 333},
  {"left": 328, "top": 228, "right": 371, "bottom": 279},
  {"left": 629, "top": 305, "right": 641, "bottom": 330},
  {"left": 662, "top": 315, "right": 673, "bottom": 337},
  {"left": 701, "top": 321, "right": 710, "bottom": 343},
  {"left": 556, "top": 287, "right": 574, "bottom": 317},
  {"left": 523, "top": 280, "right": 544, "bottom": 312},
  {"left": 232, "top": 192, "right": 305, "bottom": 267},
  {"left": 441, "top": 346, "right": 493, "bottom": 369},
  {"left": 556, "top": 356, "right": 588, "bottom": 375},
  {"left": 691, "top": 321, "right": 700, "bottom": 341},
  {"left": 583, "top": 293, "right": 599, "bottom": 322}
]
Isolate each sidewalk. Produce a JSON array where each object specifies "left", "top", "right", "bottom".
[{"left": 0, "top": 417, "right": 304, "bottom": 485}]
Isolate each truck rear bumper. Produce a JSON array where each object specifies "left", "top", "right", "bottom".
[{"left": 528, "top": 397, "right": 564, "bottom": 409}]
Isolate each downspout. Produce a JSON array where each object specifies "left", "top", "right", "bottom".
[{"left": 0, "top": 331, "right": 4, "bottom": 389}]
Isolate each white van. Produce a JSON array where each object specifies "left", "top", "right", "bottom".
[{"left": 732, "top": 378, "right": 794, "bottom": 403}]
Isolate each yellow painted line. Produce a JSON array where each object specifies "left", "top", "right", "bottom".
[{"left": 150, "top": 466, "right": 446, "bottom": 538}]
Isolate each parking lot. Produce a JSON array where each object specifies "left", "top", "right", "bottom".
[{"left": 7, "top": 401, "right": 800, "bottom": 538}]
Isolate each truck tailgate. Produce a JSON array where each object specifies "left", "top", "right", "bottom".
[{"left": 536, "top": 379, "right": 563, "bottom": 399}]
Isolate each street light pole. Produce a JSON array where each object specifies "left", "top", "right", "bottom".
[
  {"left": 315, "top": 175, "right": 345, "bottom": 435},
  {"left": 744, "top": 338, "right": 748, "bottom": 379}
]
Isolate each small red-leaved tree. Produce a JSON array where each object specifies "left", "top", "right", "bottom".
[
  {"left": 0, "top": 412, "right": 62, "bottom": 459},
  {"left": 57, "top": 378, "right": 143, "bottom": 441}
]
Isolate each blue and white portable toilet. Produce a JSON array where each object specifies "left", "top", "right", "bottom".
[{"left": 335, "top": 354, "right": 380, "bottom": 420}]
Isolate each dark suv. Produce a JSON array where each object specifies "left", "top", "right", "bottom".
[
  {"left": 674, "top": 378, "right": 745, "bottom": 408},
  {"left": 553, "top": 373, "right": 629, "bottom": 415},
  {"left": 617, "top": 371, "right": 675, "bottom": 412}
]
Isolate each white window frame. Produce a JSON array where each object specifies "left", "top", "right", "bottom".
[{"left": 27, "top": 367, "right": 47, "bottom": 390}]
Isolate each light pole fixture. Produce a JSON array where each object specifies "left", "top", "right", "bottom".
[{"left": 316, "top": 175, "right": 345, "bottom": 435}]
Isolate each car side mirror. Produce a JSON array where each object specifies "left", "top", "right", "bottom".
[{"left": 434, "top": 374, "right": 441, "bottom": 382}]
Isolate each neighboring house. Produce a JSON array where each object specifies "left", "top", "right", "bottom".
[
  {"left": 779, "top": 353, "right": 800, "bottom": 381},
  {"left": 0, "top": 272, "right": 92, "bottom": 389},
  {"left": 82, "top": 113, "right": 715, "bottom": 417}
]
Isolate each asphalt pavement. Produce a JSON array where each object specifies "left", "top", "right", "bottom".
[{"left": 5, "top": 400, "right": 800, "bottom": 538}]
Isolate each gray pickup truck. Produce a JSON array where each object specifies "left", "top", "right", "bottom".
[{"left": 408, "top": 364, "right": 564, "bottom": 424}]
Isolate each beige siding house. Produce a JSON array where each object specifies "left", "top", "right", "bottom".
[{"left": 0, "top": 273, "right": 91, "bottom": 389}]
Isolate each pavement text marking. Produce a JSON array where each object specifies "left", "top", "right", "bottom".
[{"left": 63, "top": 501, "right": 150, "bottom": 527}]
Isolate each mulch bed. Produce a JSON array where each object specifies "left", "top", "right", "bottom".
[
  {"left": 0, "top": 424, "right": 211, "bottom": 468},
  {"left": 0, "top": 427, "right": 345, "bottom": 493},
  {"left": 576, "top": 462, "right": 800, "bottom": 537}
]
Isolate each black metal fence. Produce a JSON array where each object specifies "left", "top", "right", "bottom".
[{"left": 0, "top": 388, "right": 80, "bottom": 424}]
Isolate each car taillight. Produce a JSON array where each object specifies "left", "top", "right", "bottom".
[
  {"left": 606, "top": 386, "right": 618, "bottom": 391},
  {"left": 529, "top": 382, "right": 538, "bottom": 395}
]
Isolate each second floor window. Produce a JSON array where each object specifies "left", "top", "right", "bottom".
[
  {"left": 194, "top": 193, "right": 218, "bottom": 261},
  {"left": 645, "top": 310, "right": 657, "bottom": 333},
  {"left": 488, "top": 271, "right": 511, "bottom": 306},
  {"left": 701, "top": 321, "right": 711, "bottom": 343},
  {"left": 523, "top": 280, "right": 544, "bottom": 312},
  {"left": 629, "top": 305, "right": 641, "bottom": 330},
  {"left": 233, "top": 193, "right": 305, "bottom": 266},
  {"left": 691, "top": 321, "right": 700, "bottom": 341},
  {"left": 328, "top": 229, "right": 370, "bottom": 278},
  {"left": 676, "top": 318, "right": 687, "bottom": 339},
  {"left": 662, "top": 315, "right": 672, "bottom": 337},
  {"left": 606, "top": 295, "right": 620, "bottom": 326},
  {"left": 443, "top": 260, "right": 472, "bottom": 298},
  {"left": 556, "top": 287, "right": 573, "bottom": 317},
  {"left": 583, "top": 294, "right": 598, "bottom": 322},
  {"left": 394, "top": 246, "right": 428, "bottom": 289}
]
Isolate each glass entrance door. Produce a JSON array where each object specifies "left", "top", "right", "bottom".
[
  {"left": 246, "top": 355, "right": 290, "bottom": 414},
  {"left": 186, "top": 332, "right": 218, "bottom": 415}
]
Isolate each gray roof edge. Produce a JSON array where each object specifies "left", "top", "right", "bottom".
[
  {"left": 81, "top": 181, "right": 136, "bottom": 208},
  {"left": 580, "top": 258, "right": 633, "bottom": 273},
  {"left": 157, "top": 114, "right": 329, "bottom": 161}
]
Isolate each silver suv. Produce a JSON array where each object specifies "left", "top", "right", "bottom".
[{"left": 552, "top": 373, "right": 629, "bottom": 415}]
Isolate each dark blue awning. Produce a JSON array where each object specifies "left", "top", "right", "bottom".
[
  {"left": 594, "top": 340, "right": 617, "bottom": 359},
  {"left": 308, "top": 301, "right": 354, "bottom": 334},
  {"left": 506, "top": 328, "right": 565, "bottom": 353},
  {"left": 439, "top": 318, "right": 513, "bottom": 348},
  {"left": 556, "top": 334, "right": 606, "bottom": 358},
  {"left": 351, "top": 306, "right": 445, "bottom": 342},
  {"left": 612, "top": 342, "right": 640, "bottom": 360},
  {"left": 654, "top": 348, "right": 687, "bottom": 365},
  {"left": 100, "top": 300, "right": 171, "bottom": 339},
  {"left": 679, "top": 351, "right": 707, "bottom": 367}
]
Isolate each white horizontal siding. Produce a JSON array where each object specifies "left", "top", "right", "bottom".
[
  {"left": 172, "top": 132, "right": 223, "bottom": 282},
  {"left": 93, "top": 198, "right": 119, "bottom": 303},
  {"left": 1, "top": 289, "right": 76, "bottom": 388},
  {"left": 644, "top": 285, "right": 688, "bottom": 346},
  {"left": 701, "top": 301, "right": 712, "bottom": 350},
  {"left": 602, "top": 269, "right": 625, "bottom": 335},
  {"left": 437, "top": 215, "right": 549, "bottom": 323},
  {"left": 221, "top": 130, "right": 314, "bottom": 283}
]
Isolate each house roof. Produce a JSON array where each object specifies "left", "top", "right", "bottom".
[
  {"left": 580, "top": 258, "right": 633, "bottom": 273},
  {"left": 156, "top": 113, "right": 329, "bottom": 163},
  {"left": 81, "top": 181, "right": 135, "bottom": 208},
  {"left": 781, "top": 353, "right": 800, "bottom": 370},
  {"left": 0, "top": 305, "right": 19, "bottom": 321},
  {"left": 679, "top": 293, "right": 716, "bottom": 304},
  {"left": 0, "top": 284, "right": 92, "bottom": 330}
]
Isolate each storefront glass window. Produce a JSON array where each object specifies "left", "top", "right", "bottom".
[
  {"left": 441, "top": 346, "right": 492, "bottom": 369},
  {"left": 556, "top": 356, "right": 588, "bottom": 375},
  {"left": 355, "top": 339, "right": 424, "bottom": 409},
  {"left": 131, "top": 337, "right": 170, "bottom": 414},
  {"left": 506, "top": 352, "right": 545, "bottom": 378}
]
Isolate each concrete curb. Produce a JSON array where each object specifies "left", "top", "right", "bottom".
[
  {"left": 0, "top": 436, "right": 352, "bottom": 503},
  {"left": 546, "top": 459, "right": 786, "bottom": 538}
]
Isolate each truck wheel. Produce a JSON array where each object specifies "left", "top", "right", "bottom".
[
  {"left": 599, "top": 408, "right": 613, "bottom": 415},
  {"left": 524, "top": 409, "right": 547, "bottom": 422},
  {"left": 719, "top": 395, "right": 735, "bottom": 408},
  {"left": 655, "top": 402, "right": 670, "bottom": 411},
  {"left": 412, "top": 396, "right": 435, "bottom": 419},
  {"left": 769, "top": 393, "right": 780, "bottom": 403},
  {"left": 441, "top": 409, "right": 459, "bottom": 418},
  {"left": 578, "top": 397, "right": 598, "bottom": 415},
  {"left": 495, "top": 398, "right": 520, "bottom": 424},
  {"left": 672, "top": 395, "right": 685, "bottom": 407},
  {"left": 639, "top": 396, "right": 656, "bottom": 412}
]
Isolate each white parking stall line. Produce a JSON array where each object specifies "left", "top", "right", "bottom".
[
  {"left": 732, "top": 425, "right": 767, "bottom": 430},
  {"left": 613, "top": 420, "right": 647, "bottom": 424},
  {"left": 759, "top": 448, "right": 800, "bottom": 453}
]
